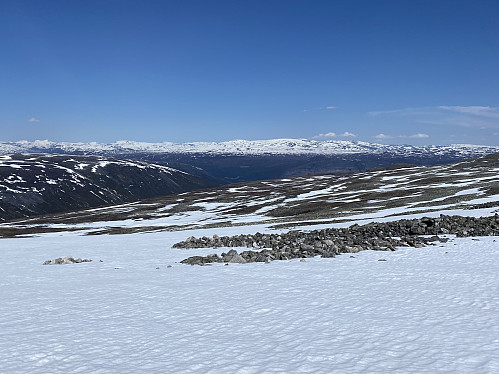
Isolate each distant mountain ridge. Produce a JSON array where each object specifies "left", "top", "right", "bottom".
[
  {"left": 2, "top": 139, "right": 499, "bottom": 184},
  {"left": 1, "top": 138, "right": 499, "bottom": 157}
]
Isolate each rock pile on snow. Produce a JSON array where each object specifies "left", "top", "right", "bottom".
[
  {"left": 176, "top": 214, "right": 499, "bottom": 265},
  {"left": 43, "top": 256, "right": 92, "bottom": 265}
]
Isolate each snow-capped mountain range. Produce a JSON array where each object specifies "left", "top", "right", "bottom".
[
  {"left": 2, "top": 138, "right": 499, "bottom": 157},
  {"left": 3, "top": 138, "right": 499, "bottom": 184}
]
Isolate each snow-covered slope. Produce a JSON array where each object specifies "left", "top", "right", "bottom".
[
  {"left": 0, "top": 215, "right": 498, "bottom": 373},
  {"left": 2, "top": 152, "right": 499, "bottom": 236},
  {"left": 0, "top": 154, "right": 213, "bottom": 220},
  {"left": 2, "top": 138, "right": 499, "bottom": 157}
]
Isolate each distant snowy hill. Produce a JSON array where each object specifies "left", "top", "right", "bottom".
[
  {"left": 0, "top": 154, "right": 213, "bottom": 221},
  {"left": 2, "top": 139, "right": 498, "bottom": 183},
  {"left": 1, "top": 138, "right": 499, "bottom": 157}
]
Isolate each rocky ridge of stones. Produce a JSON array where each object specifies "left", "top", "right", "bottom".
[
  {"left": 43, "top": 256, "right": 92, "bottom": 265},
  {"left": 175, "top": 214, "right": 499, "bottom": 265}
]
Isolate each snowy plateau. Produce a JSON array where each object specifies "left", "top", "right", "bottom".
[
  {"left": 2, "top": 138, "right": 499, "bottom": 157},
  {"left": 0, "top": 149, "right": 498, "bottom": 373}
]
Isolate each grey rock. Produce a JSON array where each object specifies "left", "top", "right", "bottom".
[
  {"left": 254, "top": 254, "right": 269, "bottom": 262},
  {"left": 174, "top": 214, "right": 499, "bottom": 265},
  {"left": 228, "top": 254, "right": 247, "bottom": 264},
  {"left": 43, "top": 256, "right": 92, "bottom": 265}
]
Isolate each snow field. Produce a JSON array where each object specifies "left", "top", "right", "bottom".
[{"left": 1, "top": 229, "right": 498, "bottom": 373}]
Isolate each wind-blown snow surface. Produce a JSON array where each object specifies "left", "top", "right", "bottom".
[{"left": 1, "top": 224, "right": 498, "bottom": 373}]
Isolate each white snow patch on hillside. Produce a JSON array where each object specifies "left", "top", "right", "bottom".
[
  {"left": 463, "top": 194, "right": 499, "bottom": 205},
  {"left": 455, "top": 188, "right": 483, "bottom": 196}
]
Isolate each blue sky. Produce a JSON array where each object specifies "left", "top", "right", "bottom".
[{"left": 1, "top": 0, "right": 498, "bottom": 145}]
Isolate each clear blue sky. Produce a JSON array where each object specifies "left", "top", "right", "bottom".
[{"left": 1, "top": 0, "right": 498, "bottom": 145}]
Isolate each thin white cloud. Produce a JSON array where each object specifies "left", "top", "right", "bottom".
[
  {"left": 318, "top": 132, "right": 336, "bottom": 138},
  {"left": 313, "top": 131, "right": 357, "bottom": 139},
  {"left": 439, "top": 106, "right": 499, "bottom": 117},
  {"left": 374, "top": 133, "right": 393, "bottom": 139},
  {"left": 304, "top": 106, "right": 338, "bottom": 112},
  {"left": 370, "top": 105, "right": 499, "bottom": 129},
  {"left": 367, "top": 107, "right": 428, "bottom": 116},
  {"left": 28, "top": 117, "right": 40, "bottom": 122},
  {"left": 408, "top": 133, "right": 429, "bottom": 138},
  {"left": 340, "top": 131, "right": 356, "bottom": 137},
  {"left": 374, "top": 133, "right": 429, "bottom": 140},
  {"left": 369, "top": 109, "right": 407, "bottom": 116}
]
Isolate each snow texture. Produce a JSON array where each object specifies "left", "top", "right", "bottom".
[{"left": 1, "top": 226, "right": 498, "bottom": 373}]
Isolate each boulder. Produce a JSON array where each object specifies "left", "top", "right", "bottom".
[{"left": 43, "top": 256, "right": 92, "bottom": 265}]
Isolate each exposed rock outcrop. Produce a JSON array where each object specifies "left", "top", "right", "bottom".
[
  {"left": 176, "top": 214, "right": 499, "bottom": 265},
  {"left": 43, "top": 256, "right": 92, "bottom": 265}
]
